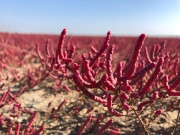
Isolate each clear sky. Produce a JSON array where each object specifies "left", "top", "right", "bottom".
[{"left": 0, "top": 0, "right": 180, "bottom": 36}]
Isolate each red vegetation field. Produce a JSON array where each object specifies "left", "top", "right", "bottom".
[{"left": 0, "top": 30, "right": 180, "bottom": 135}]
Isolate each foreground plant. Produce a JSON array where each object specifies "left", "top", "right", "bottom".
[{"left": 38, "top": 29, "right": 180, "bottom": 135}]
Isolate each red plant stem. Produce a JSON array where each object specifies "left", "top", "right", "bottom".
[
  {"left": 150, "top": 44, "right": 157, "bottom": 61},
  {"left": 47, "top": 102, "right": 52, "bottom": 108},
  {"left": 120, "top": 93, "right": 129, "bottom": 101},
  {"left": 55, "top": 28, "right": 66, "bottom": 62},
  {"left": 131, "top": 62, "right": 156, "bottom": 80},
  {"left": 8, "top": 91, "right": 17, "bottom": 102},
  {"left": 169, "top": 75, "right": 180, "bottom": 91},
  {"left": 57, "top": 99, "right": 66, "bottom": 111},
  {"left": 106, "top": 45, "right": 115, "bottom": 84},
  {"left": 154, "top": 109, "right": 162, "bottom": 117},
  {"left": 109, "top": 128, "right": 120, "bottom": 135},
  {"left": 90, "top": 45, "right": 98, "bottom": 53},
  {"left": 15, "top": 123, "right": 21, "bottom": 135},
  {"left": 0, "top": 91, "right": 9, "bottom": 104},
  {"left": 125, "top": 34, "right": 146, "bottom": 79},
  {"left": 76, "top": 114, "right": 92, "bottom": 135},
  {"left": 82, "top": 53, "right": 86, "bottom": 62},
  {"left": 92, "top": 59, "right": 101, "bottom": 70},
  {"left": 122, "top": 101, "right": 130, "bottom": 114},
  {"left": 32, "top": 125, "right": 45, "bottom": 135},
  {"left": 0, "top": 83, "right": 4, "bottom": 89},
  {"left": 168, "top": 91, "right": 180, "bottom": 96},
  {"left": 63, "top": 85, "right": 71, "bottom": 92},
  {"left": 173, "top": 59, "right": 179, "bottom": 75},
  {"left": 45, "top": 39, "right": 51, "bottom": 57},
  {"left": 25, "top": 112, "right": 38, "bottom": 132},
  {"left": 138, "top": 100, "right": 153, "bottom": 111},
  {"left": 8, "top": 126, "right": 12, "bottom": 135},
  {"left": 23, "top": 108, "right": 35, "bottom": 115},
  {"left": 119, "top": 80, "right": 132, "bottom": 92},
  {"left": 163, "top": 75, "right": 170, "bottom": 91},
  {"left": 116, "top": 62, "right": 123, "bottom": 79},
  {"left": 145, "top": 47, "right": 152, "bottom": 63},
  {"left": 139, "top": 60, "right": 145, "bottom": 69},
  {"left": 36, "top": 44, "right": 44, "bottom": 61},
  {"left": 139, "top": 57, "right": 164, "bottom": 96},
  {"left": 95, "top": 119, "right": 113, "bottom": 135},
  {"left": 93, "top": 114, "right": 103, "bottom": 130},
  {"left": 64, "top": 50, "right": 67, "bottom": 58},
  {"left": 104, "top": 80, "right": 115, "bottom": 91},
  {"left": 157, "top": 41, "right": 166, "bottom": 55},
  {"left": 68, "top": 45, "right": 76, "bottom": 58},
  {"left": 49, "top": 73, "right": 58, "bottom": 79},
  {"left": 0, "top": 117, "right": 5, "bottom": 125},
  {"left": 51, "top": 115, "right": 59, "bottom": 119},
  {"left": 86, "top": 107, "right": 93, "bottom": 113},
  {"left": 15, "top": 87, "right": 26, "bottom": 97},
  {"left": 62, "top": 58, "right": 72, "bottom": 63},
  {"left": 51, "top": 107, "right": 55, "bottom": 116},
  {"left": 73, "top": 67, "right": 92, "bottom": 86},
  {"left": 96, "top": 74, "right": 108, "bottom": 87},
  {"left": 88, "top": 52, "right": 93, "bottom": 60},
  {"left": 154, "top": 44, "right": 160, "bottom": 57},
  {"left": 151, "top": 91, "right": 159, "bottom": 101},
  {"left": 10, "top": 114, "right": 18, "bottom": 118},
  {"left": 84, "top": 60, "right": 95, "bottom": 83},
  {"left": 90, "top": 31, "right": 111, "bottom": 66},
  {"left": 107, "top": 95, "right": 122, "bottom": 117},
  {"left": 73, "top": 74, "right": 107, "bottom": 104}
]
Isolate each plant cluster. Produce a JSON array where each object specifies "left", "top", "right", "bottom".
[{"left": 0, "top": 29, "right": 180, "bottom": 135}]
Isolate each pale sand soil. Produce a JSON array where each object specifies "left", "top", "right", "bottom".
[{"left": 1, "top": 83, "right": 180, "bottom": 135}]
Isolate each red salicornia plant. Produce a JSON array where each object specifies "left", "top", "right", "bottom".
[
  {"left": 0, "top": 28, "right": 179, "bottom": 135},
  {"left": 36, "top": 28, "right": 180, "bottom": 134}
]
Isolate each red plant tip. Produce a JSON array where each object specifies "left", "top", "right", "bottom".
[
  {"left": 62, "top": 28, "right": 67, "bottom": 35},
  {"left": 152, "top": 92, "right": 159, "bottom": 101},
  {"left": 138, "top": 101, "right": 153, "bottom": 111},
  {"left": 74, "top": 63, "right": 80, "bottom": 70},
  {"left": 137, "top": 34, "right": 146, "bottom": 48},
  {"left": 120, "top": 93, "right": 129, "bottom": 101},
  {"left": 157, "top": 57, "right": 164, "bottom": 67},
  {"left": 154, "top": 109, "right": 162, "bottom": 117},
  {"left": 77, "top": 114, "right": 92, "bottom": 135},
  {"left": 139, "top": 57, "right": 164, "bottom": 95},
  {"left": 130, "top": 92, "right": 140, "bottom": 98},
  {"left": 122, "top": 102, "right": 130, "bottom": 111},
  {"left": 90, "top": 30, "right": 111, "bottom": 66},
  {"left": 104, "top": 80, "right": 115, "bottom": 91},
  {"left": 125, "top": 33, "right": 146, "bottom": 79},
  {"left": 140, "top": 33, "right": 146, "bottom": 38},
  {"left": 106, "top": 31, "right": 111, "bottom": 42},
  {"left": 107, "top": 31, "right": 111, "bottom": 36},
  {"left": 32, "top": 125, "right": 45, "bottom": 135},
  {"left": 95, "top": 119, "right": 113, "bottom": 135},
  {"left": 25, "top": 112, "right": 38, "bottom": 132},
  {"left": 47, "top": 102, "right": 52, "bottom": 108},
  {"left": 107, "top": 94, "right": 122, "bottom": 117},
  {"left": 15, "top": 123, "right": 21, "bottom": 135},
  {"left": 109, "top": 127, "right": 120, "bottom": 135},
  {"left": 57, "top": 99, "right": 66, "bottom": 111}
]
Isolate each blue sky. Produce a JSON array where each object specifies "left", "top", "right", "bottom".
[{"left": 0, "top": 0, "right": 180, "bottom": 36}]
